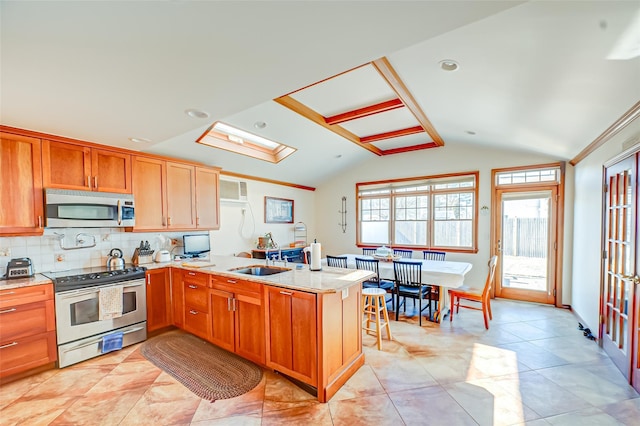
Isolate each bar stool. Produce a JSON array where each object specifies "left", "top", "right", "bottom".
[{"left": 362, "top": 287, "right": 392, "bottom": 350}]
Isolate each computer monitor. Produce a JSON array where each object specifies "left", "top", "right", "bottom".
[{"left": 183, "top": 234, "right": 210, "bottom": 258}]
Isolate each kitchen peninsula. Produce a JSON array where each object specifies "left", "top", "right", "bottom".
[{"left": 162, "top": 255, "right": 375, "bottom": 403}]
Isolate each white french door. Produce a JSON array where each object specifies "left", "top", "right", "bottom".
[{"left": 601, "top": 154, "right": 639, "bottom": 392}]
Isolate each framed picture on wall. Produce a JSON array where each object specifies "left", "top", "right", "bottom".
[{"left": 265, "top": 197, "right": 294, "bottom": 223}]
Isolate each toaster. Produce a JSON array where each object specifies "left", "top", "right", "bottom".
[{"left": 5, "top": 258, "right": 35, "bottom": 279}]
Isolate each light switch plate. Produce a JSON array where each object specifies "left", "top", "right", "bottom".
[{"left": 341, "top": 288, "right": 348, "bottom": 299}]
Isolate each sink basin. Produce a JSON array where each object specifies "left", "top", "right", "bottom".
[{"left": 229, "top": 265, "right": 291, "bottom": 276}]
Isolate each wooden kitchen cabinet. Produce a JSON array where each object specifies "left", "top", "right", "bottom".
[
  {"left": 131, "top": 156, "right": 220, "bottom": 231},
  {"left": 0, "top": 284, "right": 56, "bottom": 379},
  {"left": 195, "top": 166, "right": 220, "bottom": 230},
  {"left": 42, "top": 140, "right": 132, "bottom": 193},
  {"left": 145, "top": 268, "right": 172, "bottom": 333},
  {"left": 0, "top": 132, "right": 44, "bottom": 236},
  {"left": 265, "top": 285, "right": 317, "bottom": 386},
  {"left": 171, "top": 268, "right": 184, "bottom": 328},
  {"left": 210, "top": 275, "right": 265, "bottom": 365},
  {"left": 166, "top": 161, "right": 196, "bottom": 229},
  {"left": 183, "top": 271, "right": 211, "bottom": 340}
]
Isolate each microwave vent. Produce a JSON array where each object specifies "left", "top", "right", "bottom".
[{"left": 220, "top": 179, "right": 248, "bottom": 202}]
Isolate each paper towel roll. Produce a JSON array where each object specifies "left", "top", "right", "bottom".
[{"left": 309, "top": 242, "right": 322, "bottom": 271}]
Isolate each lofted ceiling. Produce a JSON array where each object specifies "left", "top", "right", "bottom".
[{"left": 1, "top": 1, "right": 639, "bottom": 188}]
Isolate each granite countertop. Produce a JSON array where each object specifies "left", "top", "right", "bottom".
[
  {"left": 0, "top": 256, "right": 374, "bottom": 294},
  {"left": 147, "top": 255, "right": 374, "bottom": 293},
  {"left": 0, "top": 274, "right": 53, "bottom": 291}
]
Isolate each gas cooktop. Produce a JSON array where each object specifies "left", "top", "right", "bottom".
[{"left": 42, "top": 265, "right": 147, "bottom": 292}]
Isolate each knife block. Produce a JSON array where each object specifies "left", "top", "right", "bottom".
[{"left": 132, "top": 248, "right": 154, "bottom": 265}]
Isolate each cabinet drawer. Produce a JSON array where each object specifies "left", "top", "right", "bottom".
[
  {"left": 211, "top": 275, "right": 262, "bottom": 296},
  {"left": 0, "top": 300, "right": 55, "bottom": 341},
  {"left": 184, "top": 309, "right": 211, "bottom": 340},
  {"left": 0, "top": 331, "right": 57, "bottom": 378},
  {"left": 184, "top": 282, "right": 209, "bottom": 311},
  {"left": 182, "top": 271, "right": 210, "bottom": 288},
  {"left": 0, "top": 284, "right": 53, "bottom": 308}
]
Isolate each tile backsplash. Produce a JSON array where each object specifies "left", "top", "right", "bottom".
[{"left": 0, "top": 228, "right": 211, "bottom": 277}]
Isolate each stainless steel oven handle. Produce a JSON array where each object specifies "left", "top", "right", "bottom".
[
  {"left": 58, "top": 282, "right": 144, "bottom": 299},
  {"left": 61, "top": 326, "right": 145, "bottom": 352}
]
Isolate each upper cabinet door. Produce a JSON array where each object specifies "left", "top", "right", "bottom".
[
  {"left": 132, "top": 156, "right": 167, "bottom": 230},
  {"left": 91, "top": 149, "right": 131, "bottom": 193},
  {"left": 42, "top": 140, "right": 132, "bottom": 193},
  {"left": 42, "top": 140, "right": 92, "bottom": 190},
  {"left": 195, "top": 166, "right": 220, "bottom": 230},
  {"left": 0, "top": 132, "right": 44, "bottom": 235},
  {"left": 166, "top": 162, "right": 196, "bottom": 229}
]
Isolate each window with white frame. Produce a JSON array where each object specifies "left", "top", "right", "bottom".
[{"left": 357, "top": 172, "right": 478, "bottom": 251}]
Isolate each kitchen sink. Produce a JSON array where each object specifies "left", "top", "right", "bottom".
[{"left": 228, "top": 265, "right": 291, "bottom": 276}]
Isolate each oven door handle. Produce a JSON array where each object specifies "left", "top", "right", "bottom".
[
  {"left": 57, "top": 282, "right": 143, "bottom": 299},
  {"left": 61, "top": 326, "right": 145, "bottom": 352}
]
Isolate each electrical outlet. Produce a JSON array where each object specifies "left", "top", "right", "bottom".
[{"left": 0, "top": 247, "right": 10, "bottom": 257}]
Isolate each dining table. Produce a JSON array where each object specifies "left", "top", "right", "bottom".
[{"left": 331, "top": 254, "right": 473, "bottom": 323}]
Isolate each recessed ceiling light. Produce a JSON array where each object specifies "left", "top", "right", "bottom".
[
  {"left": 465, "top": 130, "right": 476, "bottom": 135},
  {"left": 129, "top": 137, "right": 152, "bottom": 143},
  {"left": 439, "top": 59, "right": 459, "bottom": 72},
  {"left": 254, "top": 121, "right": 267, "bottom": 129},
  {"left": 185, "top": 108, "right": 210, "bottom": 119}
]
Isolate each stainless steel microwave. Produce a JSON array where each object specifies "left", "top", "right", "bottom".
[{"left": 44, "top": 188, "right": 135, "bottom": 228}]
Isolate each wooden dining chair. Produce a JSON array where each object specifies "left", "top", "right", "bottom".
[
  {"left": 449, "top": 255, "right": 498, "bottom": 329},
  {"left": 362, "top": 247, "right": 377, "bottom": 256},
  {"left": 422, "top": 250, "right": 446, "bottom": 312},
  {"left": 392, "top": 260, "right": 431, "bottom": 326},
  {"left": 355, "top": 257, "right": 394, "bottom": 310},
  {"left": 326, "top": 255, "right": 348, "bottom": 268},
  {"left": 393, "top": 249, "right": 413, "bottom": 259}
]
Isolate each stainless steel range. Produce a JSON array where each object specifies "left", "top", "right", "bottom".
[{"left": 43, "top": 266, "right": 147, "bottom": 367}]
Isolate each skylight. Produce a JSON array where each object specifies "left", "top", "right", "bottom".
[{"left": 196, "top": 121, "right": 296, "bottom": 163}]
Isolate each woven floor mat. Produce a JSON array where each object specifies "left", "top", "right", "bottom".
[{"left": 140, "top": 330, "right": 262, "bottom": 401}]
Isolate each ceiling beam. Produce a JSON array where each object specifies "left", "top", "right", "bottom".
[
  {"left": 360, "top": 126, "right": 425, "bottom": 144},
  {"left": 274, "top": 95, "right": 383, "bottom": 156},
  {"left": 372, "top": 56, "right": 445, "bottom": 147},
  {"left": 381, "top": 142, "right": 439, "bottom": 155},
  {"left": 325, "top": 98, "right": 404, "bottom": 125}
]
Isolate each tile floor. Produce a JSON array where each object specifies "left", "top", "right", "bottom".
[{"left": 1, "top": 299, "right": 639, "bottom": 425}]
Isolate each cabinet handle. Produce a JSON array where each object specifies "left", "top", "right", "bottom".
[
  {"left": 94, "top": 176, "right": 98, "bottom": 189},
  {"left": 167, "top": 217, "right": 172, "bottom": 226},
  {"left": 87, "top": 175, "right": 92, "bottom": 189},
  {"left": 38, "top": 215, "right": 42, "bottom": 228},
  {"left": 227, "top": 279, "right": 237, "bottom": 284},
  {"left": 0, "top": 308, "right": 17, "bottom": 314},
  {"left": 279, "top": 291, "right": 293, "bottom": 296},
  {"left": 0, "top": 291, "right": 16, "bottom": 296},
  {"left": 0, "top": 341, "right": 18, "bottom": 349},
  {"left": 188, "top": 272, "right": 196, "bottom": 276},
  {"left": 188, "top": 284, "right": 198, "bottom": 289},
  {"left": 232, "top": 298, "right": 237, "bottom": 311},
  {"left": 189, "top": 310, "right": 198, "bottom": 315},
  {"left": 227, "top": 297, "right": 231, "bottom": 311}
]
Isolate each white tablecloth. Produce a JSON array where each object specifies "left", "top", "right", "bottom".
[{"left": 336, "top": 254, "right": 472, "bottom": 288}]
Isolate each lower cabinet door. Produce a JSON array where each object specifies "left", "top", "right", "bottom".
[
  {"left": 210, "top": 288, "right": 235, "bottom": 352},
  {"left": 235, "top": 293, "right": 265, "bottom": 365},
  {"left": 146, "top": 269, "right": 171, "bottom": 332},
  {"left": 0, "top": 331, "right": 56, "bottom": 378}
]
